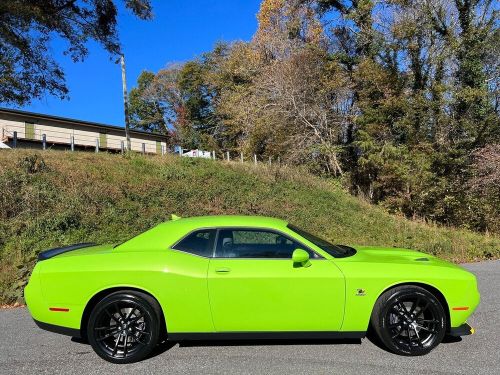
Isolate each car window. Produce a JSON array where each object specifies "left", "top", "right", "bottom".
[
  {"left": 172, "top": 229, "right": 216, "bottom": 257},
  {"left": 215, "top": 229, "right": 319, "bottom": 259},
  {"left": 287, "top": 224, "right": 356, "bottom": 258}
]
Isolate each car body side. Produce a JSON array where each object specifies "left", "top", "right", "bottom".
[{"left": 24, "top": 216, "right": 480, "bottom": 337}]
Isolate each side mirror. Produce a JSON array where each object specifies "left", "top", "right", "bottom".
[{"left": 292, "top": 249, "right": 311, "bottom": 268}]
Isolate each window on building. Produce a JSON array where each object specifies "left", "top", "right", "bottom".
[
  {"left": 25, "top": 122, "right": 35, "bottom": 140},
  {"left": 99, "top": 132, "right": 107, "bottom": 149}
]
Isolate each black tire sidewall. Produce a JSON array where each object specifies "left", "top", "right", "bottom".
[
  {"left": 87, "top": 291, "right": 161, "bottom": 364},
  {"left": 373, "top": 287, "right": 446, "bottom": 356}
]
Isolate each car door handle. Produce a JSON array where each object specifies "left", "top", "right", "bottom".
[{"left": 215, "top": 267, "right": 231, "bottom": 274}]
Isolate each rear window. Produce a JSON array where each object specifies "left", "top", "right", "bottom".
[{"left": 172, "top": 229, "right": 216, "bottom": 257}]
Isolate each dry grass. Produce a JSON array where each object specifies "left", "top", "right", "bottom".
[{"left": 0, "top": 149, "right": 499, "bottom": 304}]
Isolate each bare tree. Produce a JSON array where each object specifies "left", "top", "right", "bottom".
[{"left": 255, "top": 48, "right": 352, "bottom": 175}]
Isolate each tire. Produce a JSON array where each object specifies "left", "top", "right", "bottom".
[
  {"left": 371, "top": 285, "right": 447, "bottom": 356},
  {"left": 87, "top": 290, "right": 162, "bottom": 364}
]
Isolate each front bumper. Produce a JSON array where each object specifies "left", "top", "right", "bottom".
[{"left": 449, "top": 323, "right": 475, "bottom": 337}]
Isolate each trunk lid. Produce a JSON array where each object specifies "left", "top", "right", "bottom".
[{"left": 37, "top": 243, "right": 113, "bottom": 261}]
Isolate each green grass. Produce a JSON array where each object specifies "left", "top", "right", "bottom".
[{"left": 1, "top": 150, "right": 499, "bottom": 304}]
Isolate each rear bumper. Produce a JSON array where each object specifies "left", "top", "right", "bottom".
[
  {"left": 34, "top": 319, "right": 81, "bottom": 338},
  {"left": 449, "top": 323, "right": 474, "bottom": 337}
]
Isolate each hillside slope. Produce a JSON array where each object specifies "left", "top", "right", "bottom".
[{"left": 1, "top": 150, "right": 499, "bottom": 304}]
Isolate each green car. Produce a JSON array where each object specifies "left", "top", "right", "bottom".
[{"left": 25, "top": 215, "right": 479, "bottom": 363}]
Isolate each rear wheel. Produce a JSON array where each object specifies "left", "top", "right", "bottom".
[
  {"left": 87, "top": 290, "right": 161, "bottom": 363},
  {"left": 371, "top": 286, "right": 446, "bottom": 356}
]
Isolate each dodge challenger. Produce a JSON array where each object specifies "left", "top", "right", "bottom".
[{"left": 24, "top": 215, "right": 479, "bottom": 363}]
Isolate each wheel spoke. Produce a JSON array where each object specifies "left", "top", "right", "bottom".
[
  {"left": 391, "top": 329, "right": 404, "bottom": 339},
  {"left": 112, "top": 333, "right": 122, "bottom": 356},
  {"left": 410, "top": 298, "right": 420, "bottom": 315},
  {"left": 129, "top": 313, "right": 144, "bottom": 323},
  {"left": 125, "top": 308, "right": 135, "bottom": 321},
  {"left": 133, "top": 334, "right": 149, "bottom": 345},
  {"left": 114, "top": 303, "right": 125, "bottom": 321},
  {"left": 123, "top": 334, "right": 128, "bottom": 358},
  {"left": 96, "top": 329, "right": 120, "bottom": 341},
  {"left": 94, "top": 326, "right": 115, "bottom": 331},
  {"left": 417, "top": 325, "right": 437, "bottom": 334},
  {"left": 104, "top": 308, "right": 118, "bottom": 324},
  {"left": 413, "top": 328, "right": 424, "bottom": 348}
]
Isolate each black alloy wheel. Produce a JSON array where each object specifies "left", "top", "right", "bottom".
[
  {"left": 371, "top": 285, "right": 446, "bottom": 355},
  {"left": 87, "top": 290, "right": 161, "bottom": 363}
]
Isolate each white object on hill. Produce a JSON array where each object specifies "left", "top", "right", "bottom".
[{"left": 181, "top": 149, "right": 212, "bottom": 159}]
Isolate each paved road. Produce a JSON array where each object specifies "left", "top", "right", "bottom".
[{"left": 1, "top": 261, "right": 499, "bottom": 375}]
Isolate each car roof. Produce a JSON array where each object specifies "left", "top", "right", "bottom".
[
  {"left": 165, "top": 215, "right": 288, "bottom": 229},
  {"left": 116, "top": 215, "right": 290, "bottom": 252}
]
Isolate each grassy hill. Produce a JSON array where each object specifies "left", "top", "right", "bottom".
[{"left": 1, "top": 150, "right": 499, "bottom": 304}]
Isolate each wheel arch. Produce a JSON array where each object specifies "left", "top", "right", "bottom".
[
  {"left": 374, "top": 282, "right": 451, "bottom": 331},
  {"left": 80, "top": 286, "right": 167, "bottom": 340}
]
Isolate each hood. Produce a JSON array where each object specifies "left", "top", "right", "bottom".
[{"left": 349, "top": 245, "right": 461, "bottom": 269}]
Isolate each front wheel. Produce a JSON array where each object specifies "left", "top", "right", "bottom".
[
  {"left": 371, "top": 285, "right": 447, "bottom": 356},
  {"left": 87, "top": 290, "right": 161, "bottom": 363}
]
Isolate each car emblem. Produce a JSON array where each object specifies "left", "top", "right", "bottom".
[{"left": 356, "top": 288, "right": 366, "bottom": 296}]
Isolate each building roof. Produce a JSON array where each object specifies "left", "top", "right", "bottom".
[{"left": 0, "top": 107, "right": 168, "bottom": 139}]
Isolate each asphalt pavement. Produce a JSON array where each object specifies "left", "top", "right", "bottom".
[{"left": 1, "top": 260, "right": 498, "bottom": 375}]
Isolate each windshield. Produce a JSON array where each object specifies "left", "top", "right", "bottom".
[{"left": 287, "top": 224, "right": 356, "bottom": 258}]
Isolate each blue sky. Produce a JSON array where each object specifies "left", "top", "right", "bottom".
[{"left": 16, "top": 1, "right": 261, "bottom": 126}]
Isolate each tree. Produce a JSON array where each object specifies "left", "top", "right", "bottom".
[
  {"left": 129, "top": 70, "right": 167, "bottom": 134},
  {"left": 126, "top": 0, "right": 499, "bottom": 233},
  {"left": 0, "top": 0, "right": 152, "bottom": 105},
  {"left": 254, "top": 48, "right": 350, "bottom": 175}
]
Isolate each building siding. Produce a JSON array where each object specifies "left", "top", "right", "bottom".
[{"left": 0, "top": 109, "right": 168, "bottom": 154}]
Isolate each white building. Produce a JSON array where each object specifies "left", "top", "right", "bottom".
[{"left": 0, "top": 108, "right": 169, "bottom": 154}]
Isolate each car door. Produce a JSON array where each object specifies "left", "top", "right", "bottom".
[{"left": 207, "top": 228, "right": 345, "bottom": 332}]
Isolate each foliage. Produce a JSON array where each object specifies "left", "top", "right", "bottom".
[
  {"left": 0, "top": 0, "right": 152, "bottom": 105},
  {"left": 126, "top": 0, "right": 500, "bottom": 234},
  {"left": 129, "top": 71, "right": 168, "bottom": 134},
  {"left": 1, "top": 150, "right": 499, "bottom": 304}
]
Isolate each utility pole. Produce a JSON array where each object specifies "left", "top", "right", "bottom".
[{"left": 120, "top": 54, "right": 131, "bottom": 151}]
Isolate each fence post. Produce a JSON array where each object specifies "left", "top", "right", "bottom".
[
  {"left": 268, "top": 156, "right": 271, "bottom": 165},
  {"left": 121, "top": 140, "right": 124, "bottom": 154},
  {"left": 226, "top": 151, "right": 230, "bottom": 161},
  {"left": 70, "top": 136, "right": 75, "bottom": 152},
  {"left": 13, "top": 131, "right": 17, "bottom": 148},
  {"left": 212, "top": 151, "right": 215, "bottom": 160},
  {"left": 240, "top": 152, "right": 243, "bottom": 162},
  {"left": 254, "top": 154, "right": 257, "bottom": 164},
  {"left": 142, "top": 143, "right": 146, "bottom": 155},
  {"left": 161, "top": 145, "right": 165, "bottom": 156},
  {"left": 42, "top": 134, "right": 46, "bottom": 150},
  {"left": 95, "top": 138, "right": 99, "bottom": 153}
]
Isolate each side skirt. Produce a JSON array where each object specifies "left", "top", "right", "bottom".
[
  {"left": 168, "top": 331, "right": 366, "bottom": 341},
  {"left": 34, "top": 319, "right": 81, "bottom": 338}
]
